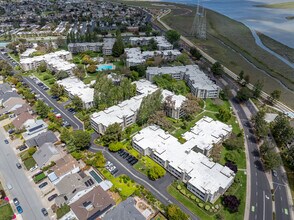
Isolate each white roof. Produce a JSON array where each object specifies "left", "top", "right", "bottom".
[
  {"left": 182, "top": 116, "right": 232, "bottom": 152},
  {"left": 21, "top": 48, "right": 36, "bottom": 57},
  {"left": 132, "top": 118, "right": 234, "bottom": 195},
  {"left": 57, "top": 77, "right": 94, "bottom": 104},
  {"left": 162, "top": 90, "right": 186, "bottom": 109},
  {"left": 129, "top": 36, "right": 173, "bottom": 48},
  {"left": 147, "top": 65, "right": 219, "bottom": 91}
]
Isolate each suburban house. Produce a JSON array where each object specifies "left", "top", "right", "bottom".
[
  {"left": 12, "top": 111, "right": 34, "bottom": 130},
  {"left": 32, "top": 142, "right": 60, "bottom": 168},
  {"left": 146, "top": 65, "right": 220, "bottom": 99},
  {"left": 22, "top": 119, "right": 48, "bottom": 140},
  {"left": 68, "top": 42, "right": 103, "bottom": 53},
  {"left": 132, "top": 117, "right": 234, "bottom": 203},
  {"left": 48, "top": 155, "right": 82, "bottom": 184},
  {"left": 103, "top": 197, "right": 153, "bottom": 220},
  {"left": 0, "top": 97, "right": 26, "bottom": 115},
  {"left": 70, "top": 186, "right": 115, "bottom": 220},
  {"left": 55, "top": 172, "right": 95, "bottom": 206},
  {"left": 25, "top": 130, "right": 58, "bottom": 148}
]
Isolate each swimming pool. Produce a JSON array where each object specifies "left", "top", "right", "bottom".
[
  {"left": 89, "top": 170, "right": 103, "bottom": 183},
  {"left": 96, "top": 64, "right": 115, "bottom": 71}
]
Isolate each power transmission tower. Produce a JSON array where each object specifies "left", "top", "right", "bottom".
[{"left": 191, "top": 1, "right": 206, "bottom": 39}]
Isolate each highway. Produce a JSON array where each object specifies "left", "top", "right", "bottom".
[
  {"left": 0, "top": 129, "right": 48, "bottom": 220},
  {"left": 22, "top": 76, "right": 84, "bottom": 130}
]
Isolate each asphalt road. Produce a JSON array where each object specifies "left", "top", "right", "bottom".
[
  {"left": 0, "top": 130, "right": 48, "bottom": 220},
  {"left": 89, "top": 144, "right": 199, "bottom": 220},
  {"left": 245, "top": 101, "right": 292, "bottom": 220},
  {"left": 22, "top": 76, "right": 83, "bottom": 130}
]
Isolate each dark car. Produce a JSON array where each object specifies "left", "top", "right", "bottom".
[
  {"left": 13, "top": 198, "right": 20, "bottom": 206},
  {"left": 18, "top": 145, "right": 28, "bottom": 151},
  {"left": 127, "top": 156, "right": 135, "bottom": 163},
  {"left": 130, "top": 159, "right": 138, "bottom": 165},
  {"left": 38, "top": 182, "right": 48, "bottom": 189},
  {"left": 122, "top": 153, "right": 129, "bottom": 159},
  {"left": 48, "top": 194, "right": 58, "bottom": 201},
  {"left": 16, "top": 163, "right": 22, "bottom": 169},
  {"left": 120, "top": 151, "right": 126, "bottom": 157},
  {"left": 68, "top": 108, "right": 75, "bottom": 112},
  {"left": 4, "top": 139, "right": 9, "bottom": 144},
  {"left": 118, "top": 149, "right": 123, "bottom": 154},
  {"left": 126, "top": 155, "right": 133, "bottom": 161},
  {"left": 16, "top": 205, "right": 23, "bottom": 214},
  {"left": 51, "top": 95, "right": 59, "bottom": 100},
  {"left": 41, "top": 208, "right": 48, "bottom": 216}
]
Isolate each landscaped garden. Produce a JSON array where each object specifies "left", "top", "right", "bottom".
[{"left": 20, "top": 147, "right": 37, "bottom": 170}]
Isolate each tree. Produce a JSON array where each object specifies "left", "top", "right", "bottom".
[
  {"left": 72, "top": 95, "right": 83, "bottom": 111},
  {"left": 93, "top": 152, "right": 106, "bottom": 168},
  {"left": 148, "top": 111, "right": 172, "bottom": 130},
  {"left": 283, "top": 147, "right": 294, "bottom": 169},
  {"left": 50, "top": 83, "right": 65, "bottom": 97},
  {"left": 165, "top": 30, "right": 180, "bottom": 44},
  {"left": 238, "top": 70, "right": 244, "bottom": 82},
  {"left": 73, "top": 66, "right": 86, "bottom": 80},
  {"left": 220, "top": 86, "right": 232, "bottom": 101},
  {"left": 112, "top": 33, "right": 124, "bottom": 57},
  {"left": 69, "top": 130, "right": 91, "bottom": 151},
  {"left": 166, "top": 204, "right": 189, "bottom": 220},
  {"left": 253, "top": 80, "right": 263, "bottom": 98},
  {"left": 34, "top": 100, "right": 50, "bottom": 118},
  {"left": 211, "top": 62, "right": 223, "bottom": 76},
  {"left": 137, "top": 90, "right": 163, "bottom": 126},
  {"left": 190, "top": 47, "right": 201, "bottom": 60},
  {"left": 223, "top": 195, "right": 240, "bottom": 213},
  {"left": 55, "top": 71, "right": 69, "bottom": 80},
  {"left": 243, "top": 75, "right": 250, "bottom": 86},
  {"left": 251, "top": 110, "right": 268, "bottom": 139},
  {"left": 101, "top": 123, "right": 123, "bottom": 146},
  {"left": 82, "top": 55, "right": 92, "bottom": 65},
  {"left": 181, "top": 93, "right": 200, "bottom": 120},
  {"left": 176, "top": 54, "right": 191, "bottom": 65},
  {"left": 259, "top": 141, "right": 281, "bottom": 171},
  {"left": 60, "top": 128, "right": 70, "bottom": 143},
  {"left": 147, "top": 165, "right": 166, "bottom": 180},
  {"left": 225, "top": 161, "right": 238, "bottom": 173},
  {"left": 269, "top": 90, "right": 281, "bottom": 104},
  {"left": 148, "top": 38, "right": 157, "bottom": 50},
  {"left": 0, "top": 60, "right": 12, "bottom": 77},
  {"left": 217, "top": 106, "right": 231, "bottom": 122},
  {"left": 37, "top": 61, "right": 47, "bottom": 72},
  {"left": 109, "top": 142, "right": 124, "bottom": 152},
  {"left": 236, "top": 87, "right": 252, "bottom": 102},
  {"left": 271, "top": 114, "right": 294, "bottom": 147},
  {"left": 86, "top": 64, "right": 97, "bottom": 73}
]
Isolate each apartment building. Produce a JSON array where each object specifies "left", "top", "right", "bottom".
[
  {"left": 146, "top": 65, "right": 220, "bottom": 99},
  {"left": 90, "top": 80, "right": 186, "bottom": 134},
  {"left": 132, "top": 118, "right": 234, "bottom": 203},
  {"left": 125, "top": 47, "right": 181, "bottom": 67},
  {"left": 129, "top": 36, "right": 173, "bottom": 50},
  {"left": 68, "top": 42, "right": 103, "bottom": 54},
  {"left": 102, "top": 38, "right": 116, "bottom": 55},
  {"left": 57, "top": 77, "right": 94, "bottom": 109},
  {"left": 20, "top": 50, "right": 75, "bottom": 74}
]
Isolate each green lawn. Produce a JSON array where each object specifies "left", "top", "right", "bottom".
[
  {"left": 100, "top": 169, "right": 137, "bottom": 199},
  {"left": 0, "top": 204, "right": 14, "bottom": 220},
  {"left": 134, "top": 156, "right": 163, "bottom": 176},
  {"left": 20, "top": 150, "right": 31, "bottom": 161},
  {"left": 167, "top": 184, "right": 216, "bottom": 220},
  {"left": 24, "top": 157, "right": 36, "bottom": 170},
  {"left": 56, "top": 204, "right": 70, "bottom": 219},
  {"left": 33, "top": 172, "right": 46, "bottom": 183}
]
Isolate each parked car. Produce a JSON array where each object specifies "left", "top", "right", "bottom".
[
  {"left": 16, "top": 163, "right": 22, "bottom": 169},
  {"left": 4, "top": 139, "right": 9, "bottom": 144},
  {"left": 41, "top": 208, "right": 48, "bottom": 216},
  {"left": 13, "top": 198, "right": 20, "bottom": 206},
  {"left": 30, "top": 165, "right": 38, "bottom": 172},
  {"left": 18, "top": 145, "right": 28, "bottom": 151},
  {"left": 16, "top": 206, "right": 23, "bottom": 214},
  {"left": 122, "top": 153, "right": 129, "bottom": 159},
  {"left": 48, "top": 194, "right": 58, "bottom": 201},
  {"left": 38, "top": 182, "right": 48, "bottom": 189}
]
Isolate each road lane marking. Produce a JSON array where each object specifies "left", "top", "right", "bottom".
[{"left": 263, "top": 191, "right": 265, "bottom": 220}]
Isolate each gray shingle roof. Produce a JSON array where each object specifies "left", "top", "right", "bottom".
[
  {"left": 32, "top": 142, "right": 59, "bottom": 167},
  {"left": 25, "top": 130, "right": 58, "bottom": 147},
  {"left": 103, "top": 197, "right": 145, "bottom": 220}
]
